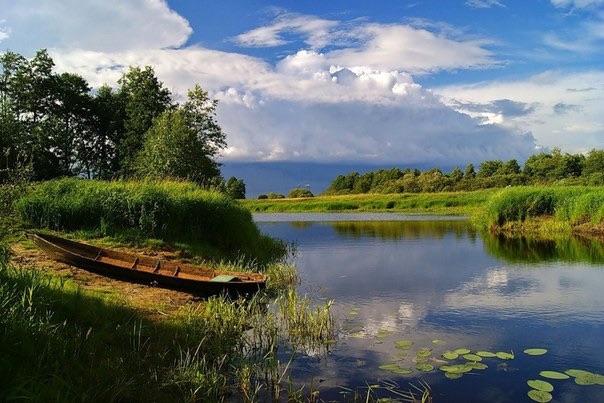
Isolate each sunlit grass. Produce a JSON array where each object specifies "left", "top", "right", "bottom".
[{"left": 241, "top": 190, "right": 492, "bottom": 215}]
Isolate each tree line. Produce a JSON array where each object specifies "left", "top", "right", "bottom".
[
  {"left": 325, "top": 148, "right": 604, "bottom": 195},
  {"left": 0, "top": 49, "right": 245, "bottom": 198}
]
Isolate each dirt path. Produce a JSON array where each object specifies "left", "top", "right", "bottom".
[{"left": 9, "top": 241, "right": 203, "bottom": 319}]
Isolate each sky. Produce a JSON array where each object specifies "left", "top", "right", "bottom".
[{"left": 1, "top": 0, "right": 603, "bottom": 192}]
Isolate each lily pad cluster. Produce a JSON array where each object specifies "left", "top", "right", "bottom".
[
  {"left": 438, "top": 348, "right": 514, "bottom": 380},
  {"left": 524, "top": 350, "right": 604, "bottom": 402}
]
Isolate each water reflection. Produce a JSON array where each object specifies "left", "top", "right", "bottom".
[
  {"left": 256, "top": 215, "right": 604, "bottom": 402},
  {"left": 484, "top": 234, "right": 604, "bottom": 264}
]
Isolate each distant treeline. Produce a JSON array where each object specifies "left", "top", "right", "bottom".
[{"left": 325, "top": 148, "right": 604, "bottom": 194}]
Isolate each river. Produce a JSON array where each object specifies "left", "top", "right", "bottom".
[{"left": 255, "top": 213, "right": 604, "bottom": 402}]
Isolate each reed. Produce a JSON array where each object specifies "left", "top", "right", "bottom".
[
  {"left": 479, "top": 186, "right": 604, "bottom": 234},
  {"left": 16, "top": 178, "right": 286, "bottom": 264},
  {"left": 242, "top": 190, "right": 491, "bottom": 215}
]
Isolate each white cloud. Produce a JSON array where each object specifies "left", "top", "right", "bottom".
[
  {"left": 436, "top": 70, "right": 604, "bottom": 153},
  {"left": 0, "top": 0, "right": 191, "bottom": 54},
  {"left": 0, "top": 1, "right": 549, "bottom": 166},
  {"left": 550, "top": 0, "right": 604, "bottom": 8},
  {"left": 465, "top": 0, "right": 506, "bottom": 8},
  {"left": 233, "top": 12, "right": 339, "bottom": 49}
]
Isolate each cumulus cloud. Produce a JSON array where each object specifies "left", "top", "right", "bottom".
[
  {"left": 553, "top": 102, "right": 582, "bottom": 114},
  {"left": 0, "top": 0, "right": 192, "bottom": 53},
  {"left": 234, "top": 14, "right": 499, "bottom": 75},
  {"left": 1, "top": 1, "right": 540, "bottom": 166}
]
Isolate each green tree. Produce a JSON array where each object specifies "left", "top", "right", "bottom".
[
  {"left": 477, "top": 160, "right": 503, "bottom": 177},
  {"left": 225, "top": 177, "right": 246, "bottom": 199},
  {"left": 134, "top": 108, "right": 221, "bottom": 183},
  {"left": 288, "top": 188, "right": 314, "bottom": 198},
  {"left": 117, "top": 66, "right": 172, "bottom": 175},
  {"left": 463, "top": 163, "right": 476, "bottom": 179}
]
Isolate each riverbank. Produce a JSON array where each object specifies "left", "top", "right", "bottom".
[{"left": 241, "top": 190, "right": 492, "bottom": 216}]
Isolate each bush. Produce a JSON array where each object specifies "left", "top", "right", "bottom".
[{"left": 288, "top": 188, "right": 314, "bottom": 198}]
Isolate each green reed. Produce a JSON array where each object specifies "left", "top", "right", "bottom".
[{"left": 16, "top": 178, "right": 286, "bottom": 264}]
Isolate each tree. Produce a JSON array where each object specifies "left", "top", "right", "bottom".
[
  {"left": 477, "top": 160, "right": 503, "bottom": 177},
  {"left": 134, "top": 108, "right": 221, "bottom": 183},
  {"left": 225, "top": 177, "right": 246, "bottom": 199},
  {"left": 288, "top": 188, "right": 314, "bottom": 198},
  {"left": 464, "top": 163, "right": 476, "bottom": 179},
  {"left": 117, "top": 66, "right": 172, "bottom": 175}
]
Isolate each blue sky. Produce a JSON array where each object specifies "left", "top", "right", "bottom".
[{"left": 1, "top": 0, "right": 603, "bottom": 178}]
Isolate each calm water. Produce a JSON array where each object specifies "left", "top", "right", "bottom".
[{"left": 255, "top": 213, "right": 604, "bottom": 402}]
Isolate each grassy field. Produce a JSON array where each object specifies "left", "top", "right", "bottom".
[{"left": 241, "top": 190, "right": 493, "bottom": 216}]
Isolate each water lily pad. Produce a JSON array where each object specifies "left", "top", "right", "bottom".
[
  {"left": 467, "top": 362, "right": 488, "bottom": 370},
  {"left": 565, "top": 369, "right": 594, "bottom": 378},
  {"left": 391, "top": 367, "right": 414, "bottom": 375},
  {"left": 440, "top": 364, "right": 472, "bottom": 373},
  {"left": 539, "top": 371, "right": 570, "bottom": 380},
  {"left": 379, "top": 363, "right": 401, "bottom": 371},
  {"left": 395, "top": 340, "right": 414, "bottom": 350},
  {"left": 496, "top": 351, "right": 514, "bottom": 360},
  {"left": 528, "top": 390, "right": 552, "bottom": 402},
  {"left": 416, "top": 363, "right": 434, "bottom": 372},
  {"left": 527, "top": 379, "right": 554, "bottom": 392},
  {"left": 445, "top": 372, "right": 463, "bottom": 380},
  {"left": 432, "top": 339, "right": 442, "bottom": 344},
  {"left": 416, "top": 349, "right": 432, "bottom": 358},
  {"left": 453, "top": 348, "right": 471, "bottom": 355},
  {"left": 442, "top": 351, "right": 459, "bottom": 360},
  {"left": 463, "top": 354, "right": 483, "bottom": 362},
  {"left": 524, "top": 348, "right": 547, "bottom": 356},
  {"left": 413, "top": 356, "right": 429, "bottom": 364},
  {"left": 376, "top": 329, "right": 395, "bottom": 338},
  {"left": 476, "top": 351, "right": 497, "bottom": 358}
]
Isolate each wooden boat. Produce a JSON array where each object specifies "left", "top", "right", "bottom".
[{"left": 25, "top": 232, "right": 266, "bottom": 297}]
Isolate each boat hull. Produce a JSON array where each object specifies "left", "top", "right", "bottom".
[{"left": 26, "top": 232, "right": 266, "bottom": 298}]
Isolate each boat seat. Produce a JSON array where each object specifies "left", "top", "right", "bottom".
[{"left": 210, "top": 275, "right": 241, "bottom": 283}]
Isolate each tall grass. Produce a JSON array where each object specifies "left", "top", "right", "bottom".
[
  {"left": 480, "top": 186, "right": 604, "bottom": 232},
  {"left": 16, "top": 178, "right": 285, "bottom": 264},
  {"left": 242, "top": 190, "right": 491, "bottom": 215},
  {"left": 0, "top": 246, "right": 334, "bottom": 402}
]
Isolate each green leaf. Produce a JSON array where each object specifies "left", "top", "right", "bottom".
[
  {"left": 463, "top": 353, "right": 482, "bottom": 362},
  {"left": 476, "top": 351, "right": 497, "bottom": 358},
  {"left": 527, "top": 390, "right": 552, "bottom": 402},
  {"left": 453, "top": 348, "right": 471, "bottom": 355},
  {"left": 565, "top": 369, "right": 594, "bottom": 378},
  {"left": 467, "top": 362, "right": 488, "bottom": 370},
  {"left": 432, "top": 339, "right": 442, "bottom": 344},
  {"left": 524, "top": 348, "right": 547, "bottom": 356},
  {"left": 416, "top": 363, "right": 434, "bottom": 372},
  {"left": 527, "top": 379, "right": 554, "bottom": 392},
  {"left": 416, "top": 349, "right": 432, "bottom": 358},
  {"left": 395, "top": 340, "right": 414, "bottom": 350},
  {"left": 379, "top": 363, "right": 400, "bottom": 371},
  {"left": 445, "top": 372, "right": 463, "bottom": 379},
  {"left": 442, "top": 351, "right": 459, "bottom": 360},
  {"left": 391, "top": 367, "right": 414, "bottom": 375},
  {"left": 539, "top": 371, "right": 570, "bottom": 380},
  {"left": 496, "top": 351, "right": 514, "bottom": 360}
]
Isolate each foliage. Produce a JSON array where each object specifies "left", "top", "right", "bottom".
[
  {"left": 224, "top": 176, "right": 246, "bottom": 199},
  {"left": 133, "top": 109, "right": 221, "bottom": 184},
  {"left": 1, "top": 50, "right": 226, "bottom": 192},
  {"left": 288, "top": 188, "right": 314, "bottom": 198},
  {"left": 16, "top": 178, "right": 284, "bottom": 264}
]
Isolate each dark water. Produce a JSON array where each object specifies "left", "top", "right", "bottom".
[{"left": 255, "top": 213, "right": 604, "bottom": 402}]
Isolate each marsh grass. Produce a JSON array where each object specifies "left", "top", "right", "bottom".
[
  {"left": 16, "top": 178, "right": 286, "bottom": 264},
  {"left": 242, "top": 191, "right": 491, "bottom": 215},
  {"left": 479, "top": 186, "right": 604, "bottom": 235}
]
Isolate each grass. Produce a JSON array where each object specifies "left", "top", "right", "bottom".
[
  {"left": 0, "top": 237, "right": 335, "bottom": 402},
  {"left": 478, "top": 186, "right": 604, "bottom": 236},
  {"left": 16, "top": 178, "right": 286, "bottom": 265},
  {"left": 242, "top": 190, "right": 492, "bottom": 216}
]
